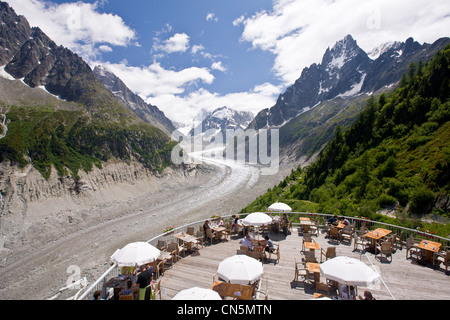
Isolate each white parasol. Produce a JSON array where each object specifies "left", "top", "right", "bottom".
[
  {"left": 172, "top": 287, "right": 222, "bottom": 300},
  {"left": 241, "top": 212, "right": 273, "bottom": 227},
  {"left": 110, "top": 241, "right": 161, "bottom": 267},
  {"left": 319, "top": 256, "right": 380, "bottom": 287},
  {"left": 268, "top": 202, "right": 292, "bottom": 212},
  {"left": 217, "top": 255, "right": 263, "bottom": 285}
]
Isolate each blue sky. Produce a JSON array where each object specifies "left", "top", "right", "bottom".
[{"left": 5, "top": 0, "right": 450, "bottom": 126}]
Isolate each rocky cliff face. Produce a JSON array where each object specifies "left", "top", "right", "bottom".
[
  {"left": 93, "top": 65, "right": 176, "bottom": 135},
  {"left": 248, "top": 35, "right": 450, "bottom": 130}
]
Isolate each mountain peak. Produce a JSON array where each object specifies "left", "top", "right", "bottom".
[{"left": 322, "top": 34, "right": 363, "bottom": 70}]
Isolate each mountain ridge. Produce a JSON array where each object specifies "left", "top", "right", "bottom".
[{"left": 248, "top": 35, "right": 450, "bottom": 131}]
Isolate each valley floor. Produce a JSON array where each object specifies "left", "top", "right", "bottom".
[{"left": 0, "top": 156, "right": 293, "bottom": 300}]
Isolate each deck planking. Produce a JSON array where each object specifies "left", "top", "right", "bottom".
[{"left": 157, "top": 227, "right": 450, "bottom": 300}]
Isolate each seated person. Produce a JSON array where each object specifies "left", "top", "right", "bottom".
[
  {"left": 358, "top": 290, "right": 376, "bottom": 300},
  {"left": 241, "top": 235, "right": 254, "bottom": 250},
  {"left": 120, "top": 280, "right": 134, "bottom": 297},
  {"left": 340, "top": 284, "right": 356, "bottom": 300},
  {"left": 215, "top": 216, "right": 224, "bottom": 227},
  {"left": 264, "top": 235, "right": 275, "bottom": 253},
  {"left": 327, "top": 215, "right": 338, "bottom": 225}
]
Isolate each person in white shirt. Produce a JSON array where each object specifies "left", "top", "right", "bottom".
[{"left": 241, "top": 235, "right": 253, "bottom": 250}]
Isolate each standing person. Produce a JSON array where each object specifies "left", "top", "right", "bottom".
[
  {"left": 281, "top": 214, "right": 290, "bottom": 236},
  {"left": 136, "top": 265, "right": 153, "bottom": 300}
]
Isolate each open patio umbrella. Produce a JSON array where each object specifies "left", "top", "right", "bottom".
[
  {"left": 241, "top": 212, "right": 273, "bottom": 227},
  {"left": 268, "top": 202, "right": 292, "bottom": 212},
  {"left": 172, "top": 287, "right": 222, "bottom": 300},
  {"left": 319, "top": 256, "right": 380, "bottom": 287},
  {"left": 217, "top": 255, "right": 263, "bottom": 285},
  {"left": 110, "top": 241, "right": 160, "bottom": 267}
]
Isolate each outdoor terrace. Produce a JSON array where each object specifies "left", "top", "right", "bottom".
[{"left": 79, "top": 213, "right": 450, "bottom": 300}]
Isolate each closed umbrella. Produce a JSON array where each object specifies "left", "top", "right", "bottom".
[
  {"left": 172, "top": 287, "right": 222, "bottom": 300},
  {"left": 241, "top": 212, "right": 272, "bottom": 227},
  {"left": 217, "top": 255, "right": 263, "bottom": 285},
  {"left": 268, "top": 202, "right": 292, "bottom": 212},
  {"left": 111, "top": 242, "right": 160, "bottom": 267},
  {"left": 319, "top": 256, "right": 380, "bottom": 287}
]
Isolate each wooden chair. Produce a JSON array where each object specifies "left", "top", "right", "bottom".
[
  {"left": 315, "top": 281, "right": 331, "bottom": 296},
  {"left": 309, "top": 221, "right": 319, "bottom": 237},
  {"left": 152, "top": 279, "right": 162, "bottom": 300},
  {"left": 437, "top": 250, "right": 450, "bottom": 272},
  {"left": 391, "top": 231, "right": 404, "bottom": 250},
  {"left": 240, "top": 245, "right": 250, "bottom": 253},
  {"left": 150, "top": 259, "right": 165, "bottom": 279},
  {"left": 406, "top": 235, "right": 421, "bottom": 260},
  {"left": 206, "top": 228, "right": 218, "bottom": 245},
  {"left": 340, "top": 225, "right": 353, "bottom": 244},
  {"left": 186, "top": 227, "right": 195, "bottom": 235},
  {"left": 195, "top": 230, "right": 204, "bottom": 248},
  {"left": 267, "top": 243, "right": 280, "bottom": 264},
  {"left": 302, "top": 233, "right": 315, "bottom": 251},
  {"left": 119, "top": 293, "right": 133, "bottom": 300},
  {"left": 294, "top": 259, "right": 308, "bottom": 284},
  {"left": 328, "top": 227, "right": 340, "bottom": 243},
  {"left": 167, "top": 243, "right": 179, "bottom": 262},
  {"left": 222, "top": 223, "right": 232, "bottom": 241},
  {"left": 376, "top": 241, "right": 393, "bottom": 262},
  {"left": 157, "top": 240, "right": 167, "bottom": 251},
  {"left": 253, "top": 246, "right": 266, "bottom": 262},
  {"left": 320, "top": 247, "right": 336, "bottom": 262},
  {"left": 303, "top": 251, "right": 317, "bottom": 263},
  {"left": 353, "top": 232, "right": 369, "bottom": 252},
  {"left": 176, "top": 242, "right": 187, "bottom": 258}
]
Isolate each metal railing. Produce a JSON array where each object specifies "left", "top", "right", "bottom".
[{"left": 77, "top": 212, "right": 449, "bottom": 300}]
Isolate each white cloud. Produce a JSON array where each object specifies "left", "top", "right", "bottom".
[
  {"left": 233, "top": 15, "right": 245, "bottom": 27},
  {"left": 148, "top": 83, "right": 281, "bottom": 126},
  {"left": 154, "top": 33, "right": 190, "bottom": 54},
  {"left": 99, "top": 61, "right": 214, "bottom": 97},
  {"left": 206, "top": 12, "right": 218, "bottom": 22},
  {"left": 6, "top": 0, "right": 137, "bottom": 60},
  {"left": 211, "top": 61, "right": 227, "bottom": 72},
  {"left": 95, "top": 61, "right": 280, "bottom": 125},
  {"left": 238, "top": 0, "right": 450, "bottom": 85},
  {"left": 191, "top": 44, "right": 205, "bottom": 54}
]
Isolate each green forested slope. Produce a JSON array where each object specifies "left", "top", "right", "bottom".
[{"left": 242, "top": 45, "right": 450, "bottom": 236}]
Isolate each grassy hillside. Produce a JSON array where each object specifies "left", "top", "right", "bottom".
[
  {"left": 0, "top": 80, "right": 176, "bottom": 179},
  {"left": 242, "top": 45, "right": 450, "bottom": 237}
]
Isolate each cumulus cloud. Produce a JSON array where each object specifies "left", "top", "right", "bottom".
[
  {"left": 211, "top": 61, "right": 227, "bottom": 72},
  {"left": 238, "top": 0, "right": 450, "bottom": 85},
  {"left": 154, "top": 33, "right": 190, "bottom": 54},
  {"left": 149, "top": 85, "right": 280, "bottom": 126},
  {"left": 206, "top": 12, "right": 218, "bottom": 22},
  {"left": 99, "top": 61, "right": 214, "bottom": 97},
  {"left": 6, "top": 0, "right": 137, "bottom": 60}
]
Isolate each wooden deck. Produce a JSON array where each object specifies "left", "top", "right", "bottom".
[{"left": 156, "top": 227, "right": 450, "bottom": 300}]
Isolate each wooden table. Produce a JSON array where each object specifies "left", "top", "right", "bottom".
[
  {"left": 212, "top": 226, "right": 226, "bottom": 241},
  {"left": 299, "top": 218, "right": 313, "bottom": 232},
  {"left": 364, "top": 228, "right": 392, "bottom": 251},
  {"left": 304, "top": 241, "right": 320, "bottom": 252},
  {"left": 104, "top": 276, "right": 130, "bottom": 300},
  {"left": 211, "top": 280, "right": 254, "bottom": 300},
  {"left": 418, "top": 240, "right": 442, "bottom": 265},
  {"left": 307, "top": 262, "right": 321, "bottom": 284},
  {"left": 173, "top": 232, "right": 199, "bottom": 252}
]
